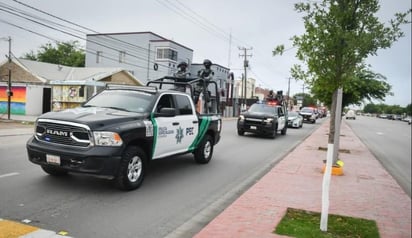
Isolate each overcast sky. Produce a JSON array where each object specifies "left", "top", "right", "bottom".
[{"left": 1, "top": 0, "right": 410, "bottom": 107}]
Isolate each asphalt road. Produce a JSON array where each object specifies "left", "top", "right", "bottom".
[
  {"left": 345, "top": 116, "right": 411, "bottom": 197},
  {"left": 0, "top": 118, "right": 321, "bottom": 238}
]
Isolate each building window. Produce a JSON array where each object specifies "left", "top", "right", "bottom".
[
  {"left": 119, "top": 51, "right": 126, "bottom": 63},
  {"left": 156, "top": 48, "right": 178, "bottom": 61},
  {"left": 96, "top": 51, "right": 102, "bottom": 63}
]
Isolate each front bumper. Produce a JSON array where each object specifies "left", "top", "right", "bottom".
[
  {"left": 237, "top": 120, "right": 275, "bottom": 135},
  {"left": 26, "top": 136, "right": 123, "bottom": 178},
  {"left": 288, "top": 120, "right": 300, "bottom": 128}
]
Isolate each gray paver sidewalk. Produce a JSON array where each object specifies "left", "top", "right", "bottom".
[{"left": 195, "top": 119, "right": 411, "bottom": 238}]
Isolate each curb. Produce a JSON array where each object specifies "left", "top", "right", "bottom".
[{"left": 0, "top": 218, "right": 72, "bottom": 238}]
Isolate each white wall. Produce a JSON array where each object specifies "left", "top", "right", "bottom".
[{"left": 25, "top": 84, "right": 45, "bottom": 115}]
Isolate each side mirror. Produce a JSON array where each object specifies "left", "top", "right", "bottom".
[{"left": 154, "top": 107, "right": 176, "bottom": 117}]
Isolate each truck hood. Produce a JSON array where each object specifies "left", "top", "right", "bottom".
[
  {"left": 38, "top": 107, "right": 148, "bottom": 129},
  {"left": 243, "top": 112, "right": 277, "bottom": 119}
]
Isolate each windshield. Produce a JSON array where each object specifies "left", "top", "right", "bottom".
[
  {"left": 300, "top": 107, "right": 313, "bottom": 113},
  {"left": 248, "top": 104, "right": 277, "bottom": 115},
  {"left": 289, "top": 111, "right": 299, "bottom": 117},
  {"left": 83, "top": 90, "right": 154, "bottom": 113}
]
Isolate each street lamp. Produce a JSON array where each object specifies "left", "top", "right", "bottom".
[{"left": 1, "top": 36, "right": 12, "bottom": 120}]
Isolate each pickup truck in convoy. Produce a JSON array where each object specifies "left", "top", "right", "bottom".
[
  {"left": 237, "top": 90, "right": 288, "bottom": 138},
  {"left": 26, "top": 77, "right": 222, "bottom": 190}
]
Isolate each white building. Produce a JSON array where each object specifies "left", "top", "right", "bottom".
[{"left": 85, "top": 32, "right": 194, "bottom": 84}]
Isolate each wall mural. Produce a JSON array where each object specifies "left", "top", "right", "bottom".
[{"left": 0, "top": 86, "right": 26, "bottom": 115}]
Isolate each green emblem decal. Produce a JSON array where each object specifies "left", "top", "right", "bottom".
[
  {"left": 189, "top": 117, "right": 211, "bottom": 151},
  {"left": 150, "top": 113, "right": 158, "bottom": 158}
]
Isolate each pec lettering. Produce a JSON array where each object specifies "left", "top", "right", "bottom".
[{"left": 186, "top": 127, "right": 194, "bottom": 135}]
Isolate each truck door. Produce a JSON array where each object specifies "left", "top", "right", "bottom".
[
  {"left": 152, "top": 94, "right": 197, "bottom": 159},
  {"left": 277, "top": 106, "right": 286, "bottom": 130}
]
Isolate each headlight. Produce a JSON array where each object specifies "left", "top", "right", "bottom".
[
  {"left": 238, "top": 115, "right": 245, "bottom": 122},
  {"left": 93, "top": 132, "right": 123, "bottom": 146},
  {"left": 264, "top": 118, "right": 274, "bottom": 124}
]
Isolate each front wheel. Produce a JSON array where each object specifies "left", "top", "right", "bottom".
[
  {"left": 271, "top": 124, "right": 278, "bottom": 139},
  {"left": 194, "top": 134, "right": 214, "bottom": 164},
  {"left": 237, "top": 128, "right": 245, "bottom": 136},
  {"left": 115, "top": 146, "right": 147, "bottom": 191},
  {"left": 281, "top": 125, "right": 287, "bottom": 135}
]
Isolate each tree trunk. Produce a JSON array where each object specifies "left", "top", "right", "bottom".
[{"left": 328, "top": 90, "right": 337, "bottom": 144}]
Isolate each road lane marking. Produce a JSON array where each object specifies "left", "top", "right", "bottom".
[{"left": 0, "top": 172, "right": 19, "bottom": 179}]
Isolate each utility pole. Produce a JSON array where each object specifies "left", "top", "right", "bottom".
[
  {"left": 287, "top": 77, "right": 291, "bottom": 110},
  {"left": 239, "top": 47, "right": 252, "bottom": 110},
  {"left": 1, "top": 36, "right": 13, "bottom": 120},
  {"left": 7, "top": 37, "right": 12, "bottom": 120}
]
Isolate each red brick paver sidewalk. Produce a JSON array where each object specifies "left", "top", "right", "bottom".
[{"left": 195, "top": 119, "right": 411, "bottom": 238}]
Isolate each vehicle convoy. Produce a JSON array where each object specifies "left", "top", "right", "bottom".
[
  {"left": 26, "top": 76, "right": 222, "bottom": 190},
  {"left": 237, "top": 90, "right": 288, "bottom": 138},
  {"left": 299, "top": 107, "right": 317, "bottom": 123}
]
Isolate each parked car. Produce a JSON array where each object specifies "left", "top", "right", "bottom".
[
  {"left": 393, "top": 115, "right": 403, "bottom": 120},
  {"left": 287, "top": 111, "right": 303, "bottom": 128},
  {"left": 345, "top": 109, "right": 356, "bottom": 120},
  {"left": 403, "top": 116, "right": 412, "bottom": 125}
]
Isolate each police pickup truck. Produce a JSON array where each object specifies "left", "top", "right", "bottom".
[
  {"left": 26, "top": 77, "right": 221, "bottom": 190},
  {"left": 237, "top": 90, "right": 288, "bottom": 138}
]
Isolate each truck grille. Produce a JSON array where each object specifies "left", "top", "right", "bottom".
[
  {"left": 35, "top": 119, "right": 92, "bottom": 147},
  {"left": 244, "top": 118, "right": 264, "bottom": 126}
]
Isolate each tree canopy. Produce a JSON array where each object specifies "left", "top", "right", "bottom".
[
  {"left": 23, "top": 40, "right": 85, "bottom": 67},
  {"left": 274, "top": 0, "right": 411, "bottom": 143},
  {"left": 292, "top": 92, "right": 317, "bottom": 108}
]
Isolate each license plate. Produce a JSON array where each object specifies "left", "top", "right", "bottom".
[
  {"left": 46, "top": 154, "right": 61, "bottom": 165},
  {"left": 250, "top": 126, "right": 257, "bottom": 130}
]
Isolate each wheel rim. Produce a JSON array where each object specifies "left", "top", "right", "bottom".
[
  {"left": 127, "top": 156, "right": 142, "bottom": 183},
  {"left": 203, "top": 140, "right": 211, "bottom": 159}
]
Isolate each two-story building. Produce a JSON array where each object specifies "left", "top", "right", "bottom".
[{"left": 85, "top": 31, "right": 195, "bottom": 84}]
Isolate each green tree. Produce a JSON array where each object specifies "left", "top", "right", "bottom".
[
  {"left": 405, "top": 104, "right": 412, "bottom": 116},
  {"left": 274, "top": 0, "right": 410, "bottom": 146},
  {"left": 23, "top": 41, "right": 85, "bottom": 67},
  {"left": 363, "top": 103, "right": 378, "bottom": 114},
  {"left": 293, "top": 92, "right": 317, "bottom": 108}
]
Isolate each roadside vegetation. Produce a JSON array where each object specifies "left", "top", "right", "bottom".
[{"left": 274, "top": 208, "right": 380, "bottom": 238}]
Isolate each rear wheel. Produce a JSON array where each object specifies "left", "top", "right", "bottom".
[
  {"left": 41, "top": 165, "right": 68, "bottom": 176},
  {"left": 115, "top": 146, "right": 147, "bottom": 191},
  {"left": 194, "top": 134, "right": 214, "bottom": 164}
]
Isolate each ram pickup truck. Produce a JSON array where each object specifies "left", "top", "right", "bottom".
[{"left": 27, "top": 77, "right": 222, "bottom": 190}]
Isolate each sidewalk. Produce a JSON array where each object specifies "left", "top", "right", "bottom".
[{"left": 194, "top": 119, "right": 411, "bottom": 238}]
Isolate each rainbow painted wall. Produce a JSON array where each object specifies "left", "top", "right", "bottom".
[{"left": 0, "top": 86, "right": 26, "bottom": 115}]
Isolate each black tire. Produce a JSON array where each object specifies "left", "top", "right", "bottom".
[
  {"left": 41, "top": 165, "right": 68, "bottom": 176},
  {"left": 115, "top": 146, "right": 147, "bottom": 191},
  {"left": 194, "top": 134, "right": 214, "bottom": 164},
  {"left": 237, "top": 128, "right": 245, "bottom": 136},
  {"left": 281, "top": 125, "right": 287, "bottom": 135},
  {"left": 271, "top": 124, "right": 278, "bottom": 139},
  {"left": 300, "top": 122, "right": 303, "bottom": 128}
]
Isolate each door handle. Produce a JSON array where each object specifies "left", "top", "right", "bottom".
[
  {"left": 193, "top": 121, "right": 198, "bottom": 124},
  {"left": 172, "top": 122, "right": 179, "bottom": 126}
]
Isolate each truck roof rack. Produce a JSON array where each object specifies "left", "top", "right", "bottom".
[{"left": 106, "top": 84, "right": 158, "bottom": 93}]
